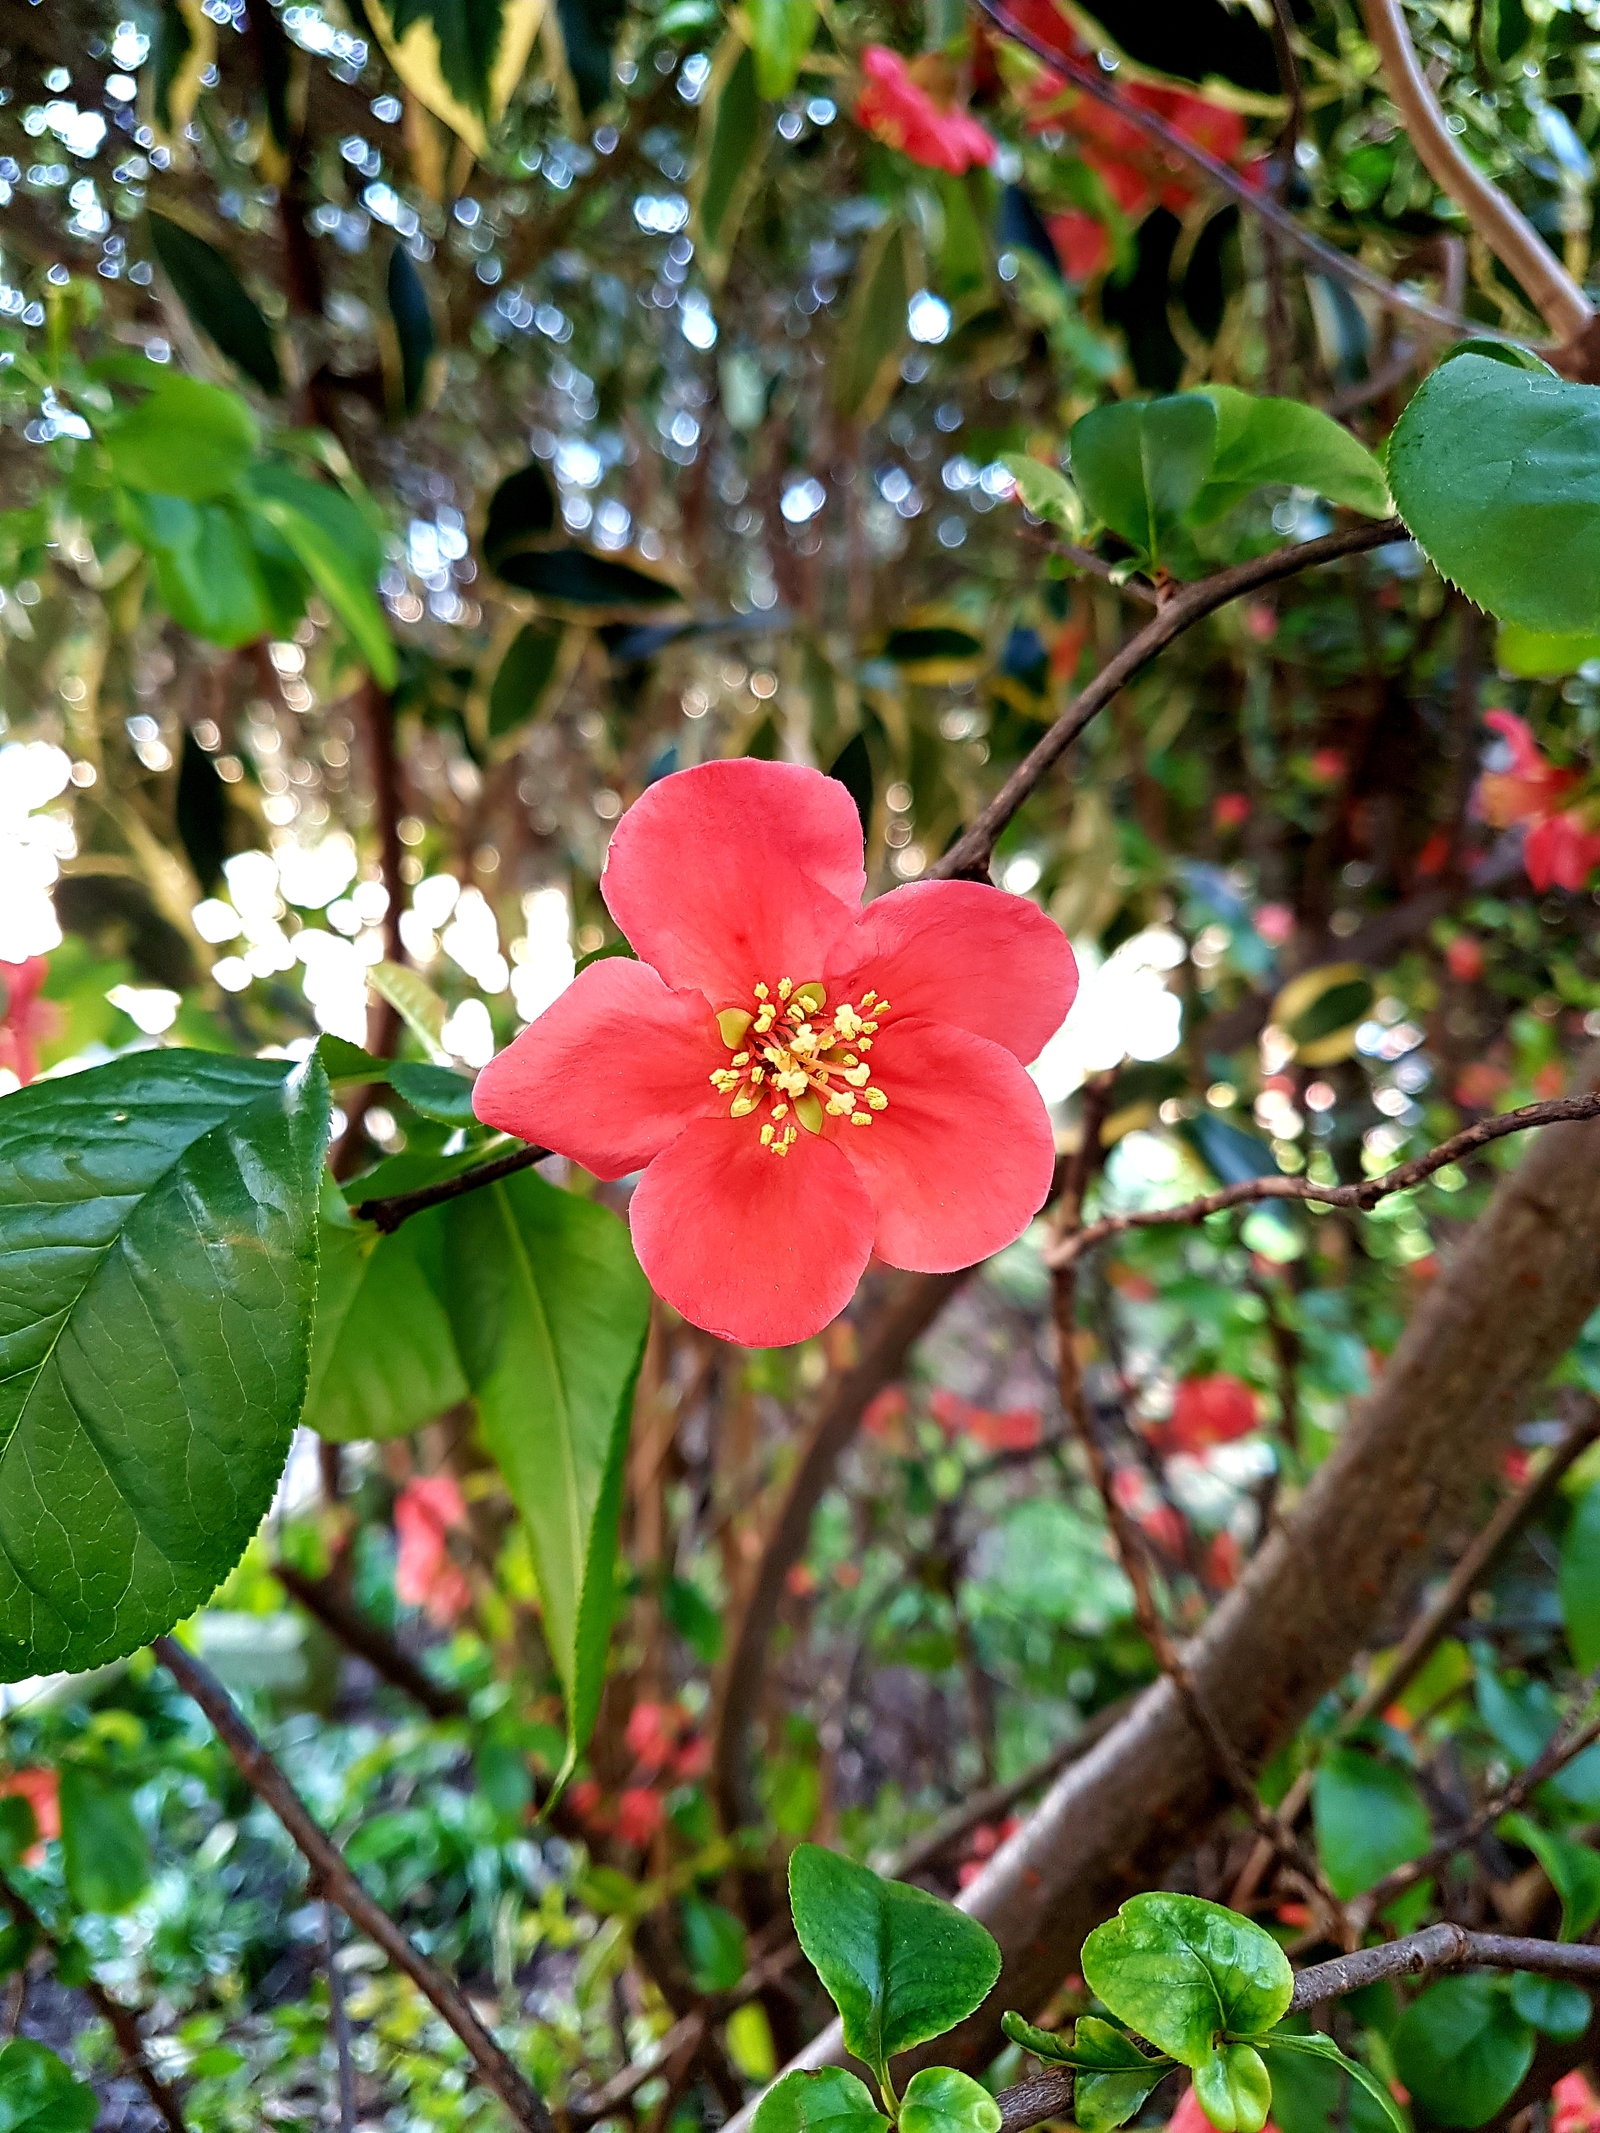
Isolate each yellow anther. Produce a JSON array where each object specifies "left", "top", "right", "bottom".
[
  {"left": 861, "top": 1021, "right": 878, "bottom": 1036},
  {"left": 760, "top": 1123, "right": 774, "bottom": 1146},
  {"left": 861, "top": 990, "right": 877, "bottom": 1006},
  {"left": 843, "top": 1063, "right": 871, "bottom": 1087},
  {"left": 754, "top": 982, "right": 769, "bottom": 999},
  {"left": 731, "top": 1052, "right": 750, "bottom": 1068},
  {"left": 730, "top": 1092, "right": 759, "bottom": 1118},
  {"left": 775, "top": 1068, "right": 808, "bottom": 1096},
  {"left": 777, "top": 977, "right": 793, "bottom": 1000},
  {"left": 857, "top": 1037, "right": 873, "bottom": 1052},
  {"left": 754, "top": 1009, "right": 776, "bottom": 1034},
  {"left": 850, "top": 1112, "right": 872, "bottom": 1126},
  {"left": 873, "top": 1001, "right": 890, "bottom": 1015},
  {"left": 751, "top": 1066, "right": 765, "bottom": 1084},
  {"left": 772, "top": 1102, "right": 788, "bottom": 1119},
  {"left": 865, "top": 1089, "right": 888, "bottom": 1110},
  {"left": 827, "top": 1093, "right": 854, "bottom": 1115}
]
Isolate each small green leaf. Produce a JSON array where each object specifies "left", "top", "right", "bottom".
[
  {"left": 369, "top": 960, "right": 448, "bottom": 1050},
  {"left": 1070, "top": 394, "right": 1219, "bottom": 567},
  {"left": 834, "top": 219, "right": 920, "bottom": 427},
  {"left": 244, "top": 464, "right": 395, "bottom": 686},
  {"left": 488, "top": 621, "right": 567, "bottom": 742},
  {"left": 0, "top": 2039, "right": 98, "bottom": 2133},
  {"left": 387, "top": 1061, "right": 478, "bottom": 1126},
  {"left": 1312, "top": 1747, "right": 1433, "bottom": 1901},
  {"left": 746, "top": 0, "right": 817, "bottom": 98},
  {"left": 1561, "top": 1476, "right": 1600, "bottom": 1671},
  {"left": 694, "top": 37, "right": 765, "bottom": 282},
  {"left": 900, "top": 2066, "right": 1002, "bottom": 2133},
  {"left": 1001, "top": 2015, "right": 1169, "bottom": 2133},
  {"left": 1508, "top": 1971, "right": 1590, "bottom": 2041},
  {"left": 1191, "top": 387, "right": 1391, "bottom": 523},
  {"left": 483, "top": 458, "right": 558, "bottom": 568},
  {"left": 682, "top": 1893, "right": 748, "bottom": 1994},
  {"left": 1081, "top": 1894, "right": 1292, "bottom": 2069},
  {"left": 107, "top": 374, "right": 261, "bottom": 500},
  {"left": 302, "top": 1202, "right": 467, "bottom": 1443},
  {"left": 1259, "top": 2032, "right": 1407, "bottom": 2133},
  {"left": 58, "top": 1767, "right": 150, "bottom": 1915},
  {"left": 1000, "top": 455, "right": 1085, "bottom": 539},
  {"left": 752, "top": 2068, "right": 890, "bottom": 2133},
  {"left": 1388, "top": 353, "right": 1600, "bottom": 635},
  {"left": 121, "top": 491, "right": 276, "bottom": 647},
  {"left": 147, "top": 213, "right": 282, "bottom": 395},
  {"left": 1500, "top": 1811, "right": 1600, "bottom": 1939},
  {"left": 1393, "top": 1977, "right": 1535, "bottom": 2129},
  {"left": 788, "top": 1845, "right": 1001, "bottom": 2083},
  {"left": 386, "top": 242, "right": 436, "bottom": 416},
  {"left": 1194, "top": 2046, "right": 1272, "bottom": 2133}
]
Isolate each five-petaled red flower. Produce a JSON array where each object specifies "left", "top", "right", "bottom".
[
  {"left": 475, "top": 759, "right": 1076, "bottom": 1349},
  {"left": 855, "top": 46, "right": 996, "bottom": 174}
]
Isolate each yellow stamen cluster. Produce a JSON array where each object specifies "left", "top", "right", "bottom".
[{"left": 709, "top": 982, "right": 890, "bottom": 1154}]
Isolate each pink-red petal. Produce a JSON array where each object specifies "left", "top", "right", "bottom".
[
  {"left": 473, "top": 958, "right": 719, "bottom": 1181},
  {"left": 834, "top": 1015, "right": 1056, "bottom": 1271},
  {"left": 600, "top": 760, "right": 865, "bottom": 1003},
  {"left": 629, "top": 1118, "right": 875, "bottom": 1347},
  {"left": 824, "top": 880, "right": 1076, "bottom": 1065}
]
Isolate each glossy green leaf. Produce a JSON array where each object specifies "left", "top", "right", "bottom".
[
  {"left": 1388, "top": 352, "right": 1600, "bottom": 635},
  {"left": 1070, "top": 394, "right": 1218, "bottom": 567},
  {"left": 554, "top": 0, "right": 627, "bottom": 110},
  {"left": 1500, "top": 1811, "right": 1600, "bottom": 1939},
  {"left": 1001, "top": 2015, "right": 1169, "bottom": 2132},
  {"left": 1194, "top": 2045, "right": 1272, "bottom": 2133},
  {"left": 369, "top": 960, "right": 448, "bottom": 1050},
  {"left": 1508, "top": 1970, "right": 1590, "bottom": 2040},
  {"left": 59, "top": 1765, "right": 149, "bottom": 1915},
  {"left": 695, "top": 36, "right": 764, "bottom": 281},
  {"left": 442, "top": 1170, "right": 650, "bottom": 1771},
  {"left": 0, "top": 1053, "right": 328, "bottom": 1676},
  {"left": 747, "top": 0, "right": 817, "bottom": 98},
  {"left": 1285, "top": 977, "right": 1374, "bottom": 1048},
  {"left": 106, "top": 374, "right": 260, "bottom": 500},
  {"left": 1191, "top": 387, "right": 1391, "bottom": 523},
  {"left": 1000, "top": 454, "right": 1085, "bottom": 539},
  {"left": 389, "top": 1061, "right": 478, "bottom": 1126},
  {"left": 244, "top": 464, "right": 396, "bottom": 686},
  {"left": 788, "top": 1845, "right": 1001, "bottom": 2081},
  {"left": 1081, "top": 1894, "right": 1292, "bottom": 2067},
  {"left": 386, "top": 241, "right": 436, "bottom": 416},
  {"left": 483, "top": 458, "right": 558, "bottom": 569},
  {"left": 752, "top": 2067, "right": 890, "bottom": 2133},
  {"left": 1260, "top": 2032, "right": 1407, "bottom": 2133},
  {"left": 834, "top": 219, "right": 918, "bottom": 427},
  {"left": 681, "top": 1892, "right": 748, "bottom": 1994},
  {"left": 122, "top": 491, "right": 276, "bottom": 648},
  {"left": 488, "top": 621, "right": 567, "bottom": 741},
  {"left": 1312, "top": 1747, "right": 1432, "bottom": 1900},
  {"left": 1393, "top": 1977, "right": 1534, "bottom": 2128},
  {"left": 900, "top": 2066, "right": 1002, "bottom": 2133},
  {"left": 0, "top": 2040, "right": 97, "bottom": 2133},
  {"left": 147, "top": 213, "right": 282, "bottom": 395},
  {"left": 302, "top": 1202, "right": 467, "bottom": 1443},
  {"left": 1560, "top": 1475, "right": 1600, "bottom": 1670}
]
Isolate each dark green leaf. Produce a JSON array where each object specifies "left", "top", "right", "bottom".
[
  {"left": 1393, "top": 1977, "right": 1534, "bottom": 2128},
  {"left": 555, "top": 0, "right": 626, "bottom": 109},
  {"left": 147, "top": 213, "right": 282, "bottom": 395},
  {"left": 828, "top": 733, "right": 874, "bottom": 837},
  {"left": 1285, "top": 978, "right": 1374, "bottom": 1047},
  {"left": 1070, "top": 395, "right": 1219, "bottom": 566},
  {"left": 787, "top": 1845, "right": 1001, "bottom": 2082},
  {"left": 378, "top": 0, "right": 506, "bottom": 119},
  {"left": 662, "top": 1573, "right": 722, "bottom": 1662},
  {"left": 834, "top": 220, "right": 918, "bottom": 427},
  {"left": 386, "top": 242, "right": 436, "bottom": 416},
  {"left": 495, "top": 547, "right": 682, "bottom": 616},
  {"left": 1260, "top": 2032, "right": 1407, "bottom": 2133},
  {"left": 302, "top": 1201, "right": 467, "bottom": 1443},
  {"left": 477, "top": 1735, "right": 534, "bottom": 1822},
  {"left": 1181, "top": 1114, "right": 1281, "bottom": 1190},
  {"left": 1194, "top": 2045, "right": 1272, "bottom": 2133},
  {"left": 574, "top": 939, "right": 639, "bottom": 976},
  {"left": 1000, "top": 2015, "right": 1170, "bottom": 2133},
  {"left": 752, "top": 2068, "right": 890, "bottom": 2133},
  {"left": 176, "top": 728, "right": 230, "bottom": 893},
  {"left": 1080, "top": 1894, "right": 1292, "bottom": 2067},
  {"left": 899, "top": 2066, "right": 1002, "bottom": 2133},
  {"left": 0, "top": 1053, "right": 328, "bottom": 1676},
  {"left": 107, "top": 374, "right": 260, "bottom": 500},
  {"left": 488, "top": 621, "right": 567, "bottom": 741},
  {"left": 1190, "top": 387, "right": 1390, "bottom": 523},
  {"left": 746, "top": 0, "right": 818, "bottom": 98},
  {"left": 244, "top": 464, "right": 396, "bottom": 685},
  {"left": 0, "top": 1922, "right": 37, "bottom": 1982},
  {"left": 1387, "top": 353, "right": 1600, "bottom": 635},
  {"left": 681, "top": 1892, "right": 747, "bottom": 1994},
  {"left": 1508, "top": 1971, "right": 1589, "bottom": 2040},
  {"left": 58, "top": 1766, "right": 150, "bottom": 1915},
  {"left": 694, "top": 37, "right": 764, "bottom": 280},
  {"left": 1500, "top": 1812, "right": 1600, "bottom": 1940},
  {"left": 483, "top": 459, "right": 558, "bottom": 567},
  {"left": 1312, "top": 1747, "right": 1432, "bottom": 1901},
  {"left": 442, "top": 1171, "right": 650, "bottom": 1772},
  {"left": 0, "top": 2040, "right": 97, "bottom": 2133}
]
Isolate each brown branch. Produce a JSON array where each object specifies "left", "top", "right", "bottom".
[
  {"left": 1357, "top": 0, "right": 1592, "bottom": 345},
  {"left": 1052, "top": 1093, "right": 1600, "bottom": 1263},
  {"left": 352, "top": 1142, "right": 552, "bottom": 1233},
  {"left": 271, "top": 1561, "right": 468, "bottom": 1718},
  {"left": 153, "top": 1638, "right": 554, "bottom": 2133},
  {"left": 1290, "top": 1923, "right": 1600, "bottom": 2012},
  {"left": 932, "top": 519, "right": 1404, "bottom": 884}
]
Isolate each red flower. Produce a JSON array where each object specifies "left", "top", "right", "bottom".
[
  {"left": 624, "top": 1700, "right": 684, "bottom": 1774},
  {"left": 1162, "top": 1374, "right": 1258, "bottom": 1455},
  {"left": 616, "top": 1786, "right": 665, "bottom": 1847},
  {"left": 1212, "top": 793, "right": 1250, "bottom": 832},
  {"left": 1525, "top": 811, "right": 1600, "bottom": 892},
  {"left": 475, "top": 760, "right": 1075, "bottom": 1348},
  {"left": 930, "top": 1388, "right": 1043, "bottom": 1453},
  {"left": 1445, "top": 934, "right": 1484, "bottom": 983},
  {"left": 1455, "top": 1060, "right": 1508, "bottom": 1109},
  {"left": 1477, "top": 709, "right": 1577, "bottom": 828},
  {"left": 0, "top": 958, "right": 53, "bottom": 1087},
  {"left": 855, "top": 46, "right": 996, "bottom": 174},
  {"left": 863, "top": 1385, "right": 910, "bottom": 1441},
  {"left": 1307, "top": 747, "right": 1346, "bottom": 787},
  {"left": 1254, "top": 902, "right": 1294, "bottom": 948},
  {"left": 1554, "top": 2072, "right": 1600, "bottom": 2133},
  {"left": 0, "top": 1768, "right": 59, "bottom": 1864},
  {"left": 1046, "top": 210, "right": 1111, "bottom": 281},
  {"left": 394, "top": 1474, "right": 472, "bottom": 1627}
]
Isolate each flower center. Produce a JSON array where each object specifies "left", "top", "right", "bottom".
[{"left": 707, "top": 977, "right": 890, "bottom": 1156}]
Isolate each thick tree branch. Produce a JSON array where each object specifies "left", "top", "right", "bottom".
[
  {"left": 154, "top": 1638, "right": 554, "bottom": 2133},
  {"left": 352, "top": 1142, "right": 552, "bottom": 1233},
  {"left": 1053, "top": 1094, "right": 1600, "bottom": 1262},
  {"left": 933, "top": 520, "right": 1404, "bottom": 884}
]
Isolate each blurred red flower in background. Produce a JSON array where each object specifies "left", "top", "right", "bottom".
[
  {"left": 1476, "top": 710, "right": 1600, "bottom": 892},
  {"left": 0, "top": 1767, "right": 59, "bottom": 1864},
  {"left": 930, "top": 1388, "right": 1044, "bottom": 1452},
  {"left": 0, "top": 957, "right": 53, "bottom": 1086},
  {"left": 856, "top": 46, "right": 996, "bottom": 173},
  {"left": 394, "top": 1474, "right": 472, "bottom": 1627},
  {"left": 1155, "top": 1374, "right": 1259, "bottom": 1456}
]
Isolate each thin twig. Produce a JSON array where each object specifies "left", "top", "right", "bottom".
[
  {"left": 1289, "top": 1924, "right": 1600, "bottom": 2012},
  {"left": 1052, "top": 1093, "right": 1600, "bottom": 1265},
  {"left": 272, "top": 1560, "right": 468, "bottom": 1718},
  {"left": 933, "top": 519, "right": 1404, "bottom": 883},
  {"left": 154, "top": 1638, "right": 554, "bottom": 2133},
  {"left": 325, "top": 1902, "right": 356, "bottom": 2133},
  {"left": 352, "top": 1142, "right": 551, "bottom": 1233}
]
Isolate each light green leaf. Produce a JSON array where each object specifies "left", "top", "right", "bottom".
[
  {"left": 1387, "top": 351, "right": 1600, "bottom": 635},
  {"left": 1312, "top": 1747, "right": 1433, "bottom": 1900},
  {"left": 1508, "top": 1971, "right": 1590, "bottom": 2040},
  {"left": 1561, "top": 1476, "right": 1600, "bottom": 1671},
  {"left": 1191, "top": 387, "right": 1391, "bottom": 523},
  {"left": 1000, "top": 2015, "right": 1169, "bottom": 2133},
  {"left": 1500, "top": 1812, "right": 1600, "bottom": 1940},
  {"left": 1000, "top": 455, "right": 1085, "bottom": 539},
  {"left": 369, "top": 960, "right": 448, "bottom": 1050},
  {"left": 1260, "top": 2032, "right": 1408, "bottom": 2133},
  {"left": 121, "top": 491, "right": 276, "bottom": 648},
  {"left": 146, "top": 213, "right": 282, "bottom": 396},
  {"left": 788, "top": 1845, "right": 1001, "bottom": 2084},
  {"left": 1070, "top": 394, "right": 1218, "bottom": 567},
  {"left": 746, "top": 0, "right": 817, "bottom": 98},
  {"left": 442, "top": 1171, "right": 650, "bottom": 1770},
  {"left": 1081, "top": 1894, "right": 1292, "bottom": 2067},
  {"left": 0, "top": 2040, "right": 97, "bottom": 2133},
  {"left": 1194, "top": 2046, "right": 1273, "bottom": 2133},
  {"left": 900, "top": 2066, "right": 1002, "bottom": 2133},
  {"left": 694, "top": 35, "right": 765, "bottom": 283},
  {"left": 752, "top": 2068, "right": 890, "bottom": 2133},
  {"left": 834, "top": 219, "right": 920, "bottom": 427},
  {"left": 106, "top": 374, "right": 260, "bottom": 500},
  {"left": 1393, "top": 1977, "right": 1534, "bottom": 2129},
  {"left": 0, "top": 1053, "right": 328, "bottom": 1677},
  {"left": 302, "top": 1202, "right": 467, "bottom": 1443},
  {"left": 58, "top": 1766, "right": 149, "bottom": 1915},
  {"left": 1495, "top": 621, "right": 1600, "bottom": 677},
  {"left": 244, "top": 464, "right": 396, "bottom": 686}
]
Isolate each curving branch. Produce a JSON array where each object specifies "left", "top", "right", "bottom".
[
  {"left": 1051, "top": 1093, "right": 1600, "bottom": 1263},
  {"left": 351, "top": 1142, "right": 552, "bottom": 1232},
  {"left": 1358, "top": 0, "right": 1593, "bottom": 347}
]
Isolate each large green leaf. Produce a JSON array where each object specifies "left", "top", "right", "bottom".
[
  {"left": 483, "top": 458, "right": 558, "bottom": 568},
  {"left": 1070, "top": 395, "right": 1218, "bottom": 567},
  {"left": 1081, "top": 1894, "right": 1292, "bottom": 2068},
  {"left": 787, "top": 1845, "right": 1002, "bottom": 2084},
  {"left": 58, "top": 1766, "right": 149, "bottom": 1915},
  {"left": 488, "top": 621, "right": 568, "bottom": 741},
  {"left": 752, "top": 2068, "right": 891, "bottom": 2133},
  {"left": 0, "top": 1052, "right": 328, "bottom": 1676},
  {"left": 694, "top": 35, "right": 765, "bottom": 282},
  {"left": 1259, "top": 2033, "right": 1407, "bottom": 2133},
  {"left": 1191, "top": 387, "right": 1391, "bottom": 523},
  {"left": 1312, "top": 1747, "right": 1432, "bottom": 1901},
  {"left": 147, "top": 212, "right": 282, "bottom": 396},
  {"left": 244, "top": 464, "right": 396, "bottom": 686},
  {"left": 899, "top": 2067, "right": 1001, "bottom": 2133},
  {"left": 366, "top": 0, "right": 543, "bottom": 154},
  {"left": 834, "top": 219, "right": 919, "bottom": 427},
  {"left": 302, "top": 1200, "right": 467, "bottom": 1443},
  {"left": 442, "top": 1171, "right": 650, "bottom": 1769},
  {"left": 121, "top": 491, "right": 277, "bottom": 648},
  {"left": 1393, "top": 1977, "right": 1534, "bottom": 2129},
  {"left": 106, "top": 374, "right": 261, "bottom": 501},
  {"left": 0, "top": 2041, "right": 97, "bottom": 2133},
  {"left": 1387, "top": 350, "right": 1600, "bottom": 635}
]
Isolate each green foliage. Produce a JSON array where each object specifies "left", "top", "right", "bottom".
[
  {"left": 834, "top": 221, "right": 920, "bottom": 427},
  {"left": 1507, "top": 1971, "right": 1589, "bottom": 2040},
  {"left": 1312, "top": 1747, "right": 1432, "bottom": 1900},
  {"left": 897, "top": 2067, "right": 1001, "bottom": 2133},
  {"left": 1080, "top": 1893, "right": 1292, "bottom": 2067},
  {"left": 105, "top": 374, "right": 260, "bottom": 499},
  {"left": 746, "top": 0, "right": 818, "bottom": 99},
  {"left": 753, "top": 2068, "right": 891, "bottom": 2133},
  {"left": 1194, "top": 2043, "right": 1272, "bottom": 2133},
  {"left": 146, "top": 213, "right": 282, "bottom": 395},
  {"left": 1393, "top": 1976, "right": 1535, "bottom": 2128},
  {"left": 1001, "top": 2014, "right": 1168, "bottom": 2133},
  {"left": 1000, "top": 456, "right": 1084, "bottom": 539},
  {"left": 1500, "top": 1812, "right": 1600, "bottom": 1939},
  {"left": 1258, "top": 2033, "right": 1406, "bottom": 2133},
  {"left": 58, "top": 1764, "right": 150, "bottom": 1914},
  {"left": 0, "top": 1053, "right": 328, "bottom": 1677},
  {"left": 0, "top": 2041, "right": 97, "bottom": 2133},
  {"left": 695, "top": 37, "right": 765, "bottom": 281},
  {"left": 1070, "top": 395, "right": 1218, "bottom": 568},
  {"left": 488, "top": 622, "right": 568, "bottom": 742},
  {"left": 302, "top": 1200, "right": 468, "bottom": 1443},
  {"left": 1191, "top": 388, "right": 1390, "bottom": 523},
  {"left": 1559, "top": 1476, "right": 1600, "bottom": 1669}
]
